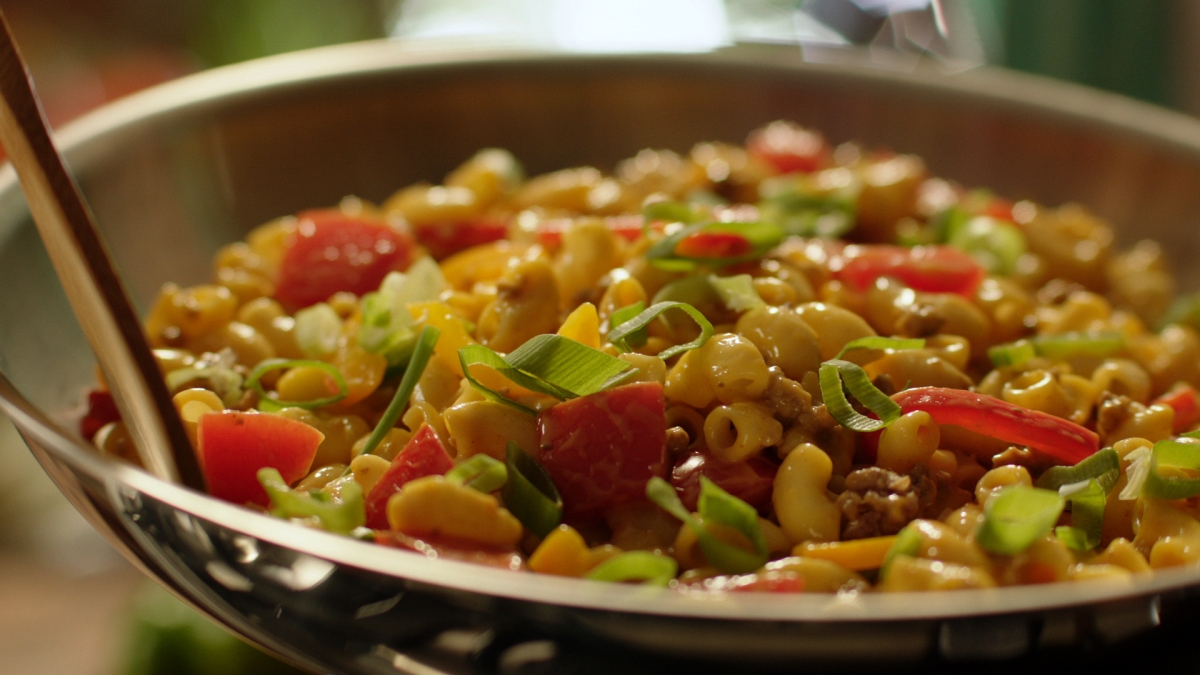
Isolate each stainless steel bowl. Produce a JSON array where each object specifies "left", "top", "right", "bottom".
[{"left": 5, "top": 40, "right": 1200, "bottom": 673}]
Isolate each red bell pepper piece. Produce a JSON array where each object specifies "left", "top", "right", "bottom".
[
  {"left": 535, "top": 214, "right": 648, "bottom": 248},
  {"left": 891, "top": 387, "right": 1099, "bottom": 464},
  {"left": 364, "top": 424, "right": 455, "bottom": 530},
  {"left": 1154, "top": 384, "right": 1200, "bottom": 434},
  {"left": 537, "top": 382, "right": 667, "bottom": 521},
  {"left": 671, "top": 451, "right": 777, "bottom": 515},
  {"left": 674, "top": 230, "right": 753, "bottom": 259},
  {"left": 745, "top": 120, "right": 830, "bottom": 174},
  {"left": 274, "top": 209, "right": 416, "bottom": 309},
  {"left": 834, "top": 245, "right": 985, "bottom": 296},
  {"left": 413, "top": 217, "right": 508, "bottom": 260},
  {"left": 197, "top": 411, "right": 323, "bottom": 507},
  {"left": 80, "top": 389, "right": 120, "bottom": 441}
]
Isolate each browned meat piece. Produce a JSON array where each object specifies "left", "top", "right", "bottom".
[{"left": 837, "top": 466, "right": 935, "bottom": 539}]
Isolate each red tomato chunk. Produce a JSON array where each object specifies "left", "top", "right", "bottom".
[
  {"left": 198, "top": 411, "right": 323, "bottom": 507},
  {"left": 80, "top": 389, "right": 120, "bottom": 441},
  {"left": 364, "top": 424, "right": 455, "bottom": 530},
  {"left": 538, "top": 382, "right": 668, "bottom": 521},
  {"left": 671, "top": 451, "right": 777, "bottom": 515},
  {"left": 274, "top": 209, "right": 416, "bottom": 309},
  {"left": 834, "top": 244, "right": 985, "bottom": 297},
  {"left": 414, "top": 217, "right": 508, "bottom": 260}
]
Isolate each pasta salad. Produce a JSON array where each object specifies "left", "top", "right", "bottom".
[{"left": 82, "top": 121, "right": 1200, "bottom": 593}]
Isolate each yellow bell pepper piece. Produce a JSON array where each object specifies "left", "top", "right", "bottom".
[
  {"left": 795, "top": 535, "right": 898, "bottom": 571},
  {"left": 557, "top": 302, "right": 601, "bottom": 349}
]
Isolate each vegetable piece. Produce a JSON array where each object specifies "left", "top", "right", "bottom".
[
  {"left": 819, "top": 360, "right": 902, "bottom": 433},
  {"left": 459, "top": 334, "right": 637, "bottom": 414},
  {"left": 607, "top": 301, "right": 714, "bottom": 360},
  {"left": 709, "top": 274, "right": 765, "bottom": 312},
  {"left": 245, "top": 359, "right": 348, "bottom": 412},
  {"left": 644, "top": 221, "right": 784, "bottom": 271},
  {"left": 585, "top": 551, "right": 678, "bottom": 586},
  {"left": 363, "top": 424, "right": 455, "bottom": 530},
  {"left": 989, "top": 333, "right": 1124, "bottom": 369},
  {"left": 80, "top": 389, "right": 119, "bottom": 441},
  {"left": 881, "top": 523, "right": 921, "bottom": 572},
  {"left": 609, "top": 302, "right": 648, "bottom": 348},
  {"left": 987, "top": 341, "right": 1037, "bottom": 368},
  {"left": 538, "top": 382, "right": 667, "bottom": 521},
  {"left": 891, "top": 387, "right": 1100, "bottom": 464},
  {"left": 745, "top": 120, "right": 830, "bottom": 174},
  {"left": 164, "top": 366, "right": 244, "bottom": 407},
  {"left": 834, "top": 336, "right": 925, "bottom": 360},
  {"left": 358, "top": 325, "right": 440, "bottom": 457},
  {"left": 1154, "top": 384, "right": 1200, "bottom": 434},
  {"left": 1054, "top": 479, "right": 1108, "bottom": 551},
  {"left": 796, "top": 535, "right": 898, "bottom": 571},
  {"left": 975, "top": 486, "right": 1065, "bottom": 556},
  {"left": 1034, "top": 448, "right": 1119, "bottom": 493},
  {"left": 502, "top": 442, "right": 563, "bottom": 538},
  {"left": 945, "top": 215, "right": 1026, "bottom": 275},
  {"left": 1142, "top": 438, "right": 1200, "bottom": 500},
  {"left": 445, "top": 454, "right": 508, "bottom": 493},
  {"left": 197, "top": 411, "right": 324, "bottom": 507},
  {"left": 274, "top": 209, "right": 416, "bottom": 309},
  {"left": 646, "top": 476, "right": 768, "bottom": 574},
  {"left": 413, "top": 217, "right": 508, "bottom": 260},
  {"left": 833, "top": 244, "right": 985, "bottom": 296},
  {"left": 357, "top": 258, "right": 448, "bottom": 366},
  {"left": 258, "top": 468, "right": 365, "bottom": 534},
  {"left": 670, "top": 451, "right": 777, "bottom": 514},
  {"left": 293, "top": 303, "right": 343, "bottom": 358}
]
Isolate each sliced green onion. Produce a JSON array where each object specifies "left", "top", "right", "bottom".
[
  {"left": 644, "top": 221, "right": 784, "bottom": 271},
  {"left": 1055, "top": 526, "right": 1091, "bottom": 552},
  {"left": 947, "top": 216, "right": 1026, "bottom": 276},
  {"left": 975, "top": 486, "right": 1065, "bottom": 556},
  {"left": 1056, "top": 478, "right": 1108, "bottom": 551},
  {"left": 1032, "top": 332, "right": 1124, "bottom": 361},
  {"left": 245, "top": 359, "right": 349, "bottom": 412},
  {"left": 502, "top": 442, "right": 563, "bottom": 538},
  {"left": 608, "top": 301, "right": 714, "bottom": 360},
  {"left": 651, "top": 274, "right": 721, "bottom": 307},
  {"left": 1159, "top": 293, "right": 1200, "bottom": 332},
  {"left": 643, "top": 200, "right": 699, "bottom": 224},
  {"left": 1142, "top": 438, "right": 1200, "bottom": 500},
  {"left": 1119, "top": 445, "right": 1153, "bottom": 501},
  {"left": 164, "top": 366, "right": 244, "bottom": 406},
  {"left": 834, "top": 337, "right": 925, "bottom": 361},
  {"left": 709, "top": 274, "right": 765, "bottom": 312},
  {"left": 646, "top": 476, "right": 767, "bottom": 575},
  {"left": 358, "top": 258, "right": 446, "bottom": 366},
  {"left": 459, "top": 335, "right": 637, "bottom": 414},
  {"left": 1184, "top": 430, "right": 1200, "bottom": 440},
  {"left": 585, "top": 551, "right": 678, "bottom": 586},
  {"left": 258, "top": 468, "right": 365, "bottom": 534},
  {"left": 294, "top": 302, "right": 342, "bottom": 358},
  {"left": 988, "top": 340, "right": 1037, "bottom": 368},
  {"left": 757, "top": 176, "right": 858, "bottom": 238},
  {"left": 882, "top": 523, "right": 922, "bottom": 572},
  {"left": 358, "top": 325, "right": 440, "bottom": 457},
  {"left": 445, "top": 454, "right": 508, "bottom": 493},
  {"left": 818, "top": 360, "right": 902, "bottom": 433},
  {"left": 609, "top": 302, "right": 648, "bottom": 348},
  {"left": 1035, "top": 448, "right": 1119, "bottom": 493}
]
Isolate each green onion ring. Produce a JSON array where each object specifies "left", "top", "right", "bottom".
[
  {"left": 245, "top": 359, "right": 349, "bottom": 412},
  {"left": 818, "top": 360, "right": 902, "bottom": 433},
  {"left": 502, "top": 442, "right": 563, "bottom": 538},
  {"left": 357, "top": 325, "right": 440, "bottom": 457},
  {"left": 585, "top": 551, "right": 678, "bottom": 586}
]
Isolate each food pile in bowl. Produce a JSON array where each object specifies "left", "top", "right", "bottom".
[{"left": 80, "top": 120, "right": 1200, "bottom": 593}]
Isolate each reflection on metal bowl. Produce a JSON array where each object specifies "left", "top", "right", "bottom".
[{"left": 3, "top": 40, "right": 1200, "bottom": 673}]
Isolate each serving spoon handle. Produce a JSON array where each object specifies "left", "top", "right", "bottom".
[{"left": 0, "top": 11, "right": 204, "bottom": 490}]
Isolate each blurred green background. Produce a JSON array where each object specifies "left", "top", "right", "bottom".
[{"left": 0, "top": 1, "right": 1195, "bottom": 674}]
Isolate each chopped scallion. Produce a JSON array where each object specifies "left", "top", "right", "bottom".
[
  {"left": 358, "top": 325, "right": 440, "bottom": 457},
  {"left": 1142, "top": 438, "right": 1200, "bottom": 500},
  {"left": 834, "top": 336, "right": 925, "bottom": 361},
  {"left": 502, "top": 442, "right": 563, "bottom": 538},
  {"left": 445, "top": 454, "right": 508, "bottom": 493},
  {"left": 245, "top": 359, "right": 348, "bottom": 412},
  {"left": 258, "top": 468, "right": 365, "bottom": 534},
  {"left": 818, "top": 360, "right": 902, "bottom": 433},
  {"left": 609, "top": 302, "right": 648, "bottom": 348},
  {"left": 987, "top": 340, "right": 1037, "bottom": 368},
  {"left": 975, "top": 486, "right": 1065, "bottom": 556},
  {"left": 646, "top": 476, "right": 767, "bottom": 575},
  {"left": 709, "top": 274, "right": 765, "bottom": 312},
  {"left": 607, "top": 301, "right": 714, "bottom": 360},
  {"left": 1035, "top": 448, "right": 1119, "bottom": 493},
  {"left": 294, "top": 302, "right": 342, "bottom": 358},
  {"left": 585, "top": 551, "right": 678, "bottom": 586}
]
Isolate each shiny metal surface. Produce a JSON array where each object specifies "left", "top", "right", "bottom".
[{"left": 4, "top": 40, "right": 1200, "bottom": 672}]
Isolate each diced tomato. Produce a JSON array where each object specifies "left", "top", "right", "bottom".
[
  {"left": 197, "top": 411, "right": 323, "bottom": 507},
  {"left": 538, "top": 382, "right": 667, "bottom": 521},
  {"left": 671, "top": 451, "right": 777, "bottom": 515},
  {"left": 746, "top": 120, "right": 830, "bottom": 174},
  {"left": 834, "top": 244, "right": 985, "bottom": 296},
  {"left": 374, "top": 531, "right": 524, "bottom": 571},
  {"left": 1154, "top": 384, "right": 1200, "bottom": 434},
  {"left": 536, "top": 215, "right": 648, "bottom": 248},
  {"left": 364, "top": 424, "right": 455, "bottom": 530},
  {"left": 674, "top": 230, "right": 752, "bottom": 259},
  {"left": 80, "top": 389, "right": 120, "bottom": 441},
  {"left": 274, "top": 209, "right": 416, "bottom": 309},
  {"left": 414, "top": 217, "right": 508, "bottom": 260},
  {"left": 892, "top": 387, "right": 1099, "bottom": 464}
]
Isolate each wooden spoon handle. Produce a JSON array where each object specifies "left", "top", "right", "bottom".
[{"left": 0, "top": 11, "right": 204, "bottom": 490}]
